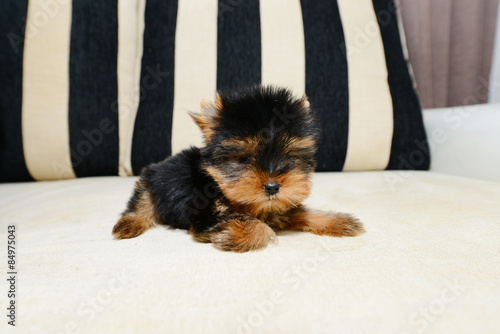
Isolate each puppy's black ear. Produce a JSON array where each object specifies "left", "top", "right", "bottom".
[{"left": 189, "top": 95, "right": 221, "bottom": 142}]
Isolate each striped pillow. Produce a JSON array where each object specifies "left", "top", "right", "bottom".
[
  {"left": 130, "top": 0, "right": 430, "bottom": 174},
  {"left": 0, "top": 0, "right": 143, "bottom": 182},
  {"left": 0, "top": 0, "right": 429, "bottom": 182}
]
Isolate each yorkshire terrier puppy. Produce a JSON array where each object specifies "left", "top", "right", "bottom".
[{"left": 113, "top": 85, "right": 364, "bottom": 252}]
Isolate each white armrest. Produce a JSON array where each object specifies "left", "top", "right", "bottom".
[{"left": 422, "top": 104, "right": 500, "bottom": 182}]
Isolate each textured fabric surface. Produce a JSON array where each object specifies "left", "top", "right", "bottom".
[
  {"left": 21, "top": 0, "right": 75, "bottom": 181},
  {"left": 170, "top": 0, "right": 217, "bottom": 157},
  {"left": 68, "top": 1, "right": 119, "bottom": 177},
  {"left": 117, "top": 0, "right": 146, "bottom": 177},
  {"left": 1, "top": 172, "right": 499, "bottom": 333},
  {"left": 338, "top": 0, "right": 394, "bottom": 171},
  {"left": 0, "top": 0, "right": 141, "bottom": 182},
  {"left": 300, "top": 0, "right": 349, "bottom": 171},
  {"left": 130, "top": 0, "right": 178, "bottom": 175},
  {"left": 397, "top": 0, "right": 499, "bottom": 108},
  {"left": 0, "top": 1, "right": 32, "bottom": 182},
  {"left": 216, "top": 0, "right": 261, "bottom": 91}
]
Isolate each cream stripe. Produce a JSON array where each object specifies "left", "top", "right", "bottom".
[
  {"left": 338, "top": 0, "right": 394, "bottom": 171},
  {"left": 171, "top": 0, "right": 218, "bottom": 154},
  {"left": 118, "top": 0, "right": 146, "bottom": 176},
  {"left": 260, "top": 0, "right": 306, "bottom": 97},
  {"left": 22, "top": 0, "right": 75, "bottom": 180}
]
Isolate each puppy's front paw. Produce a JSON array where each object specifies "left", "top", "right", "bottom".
[
  {"left": 212, "top": 219, "right": 276, "bottom": 252},
  {"left": 289, "top": 209, "right": 365, "bottom": 237},
  {"left": 312, "top": 212, "right": 365, "bottom": 237},
  {"left": 322, "top": 212, "right": 365, "bottom": 237}
]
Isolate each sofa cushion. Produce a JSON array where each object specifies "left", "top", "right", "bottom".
[
  {"left": 128, "top": 0, "right": 429, "bottom": 175},
  {"left": 1, "top": 0, "right": 430, "bottom": 183},
  {"left": 1, "top": 171, "right": 498, "bottom": 333},
  {"left": 0, "top": 0, "right": 143, "bottom": 182}
]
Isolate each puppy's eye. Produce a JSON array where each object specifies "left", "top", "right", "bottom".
[
  {"left": 275, "top": 158, "right": 296, "bottom": 174},
  {"left": 235, "top": 156, "right": 251, "bottom": 164}
]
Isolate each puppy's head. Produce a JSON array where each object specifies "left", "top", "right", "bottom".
[{"left": 190, "top": 85, "right": 320, "bottom": 216}]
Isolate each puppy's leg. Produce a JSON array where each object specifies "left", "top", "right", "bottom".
[
  {"left": 113, "top": 185, "right": 157, "bottom": 239},
  {"left": 286, "top": 207, "right": 365, "bottom": 237},
  {"left": 192, "top": 217, "right": 276, "bottom": 252}
]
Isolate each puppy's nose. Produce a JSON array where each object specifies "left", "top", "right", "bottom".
[{"left": 264, "top": 182, "right": 280, "bottom": 196}]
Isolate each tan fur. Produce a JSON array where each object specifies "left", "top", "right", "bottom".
[
  {"left": 206, "top": 166, "right": 311, "bottom": 217},
  {"left": 190, "top": 230, "right": 213, "bottom": 243},
  {"left": 211, "top": 219, "right": 276, "bottom": 252},
  {"left": 219, "top": 137, "right": 259, "bottom": 155},
  {"left": 189, "top": 112, "right": 216, "bottom": 142},
  {"left": 112, "top": 191, "right": 157, "bottom": 239},
  {"left": 189, "top": 225, "right": 221, "bottom": 243},
  {"left": 287, "top": 210, "right": 365, "bottom": 237},
  {"left": 214, "top": 199, "right": 230, "bottom": 215},
  {"left": 302, "top": 98, "right": 310, "bottom": 109},
  {"left": 285, "top": 136, "right": 316, "bottom": 156},
  {"left": 214, "top": 93, "right": 223, "bottom": 111},
  {"left": 188, "top": 98, "right": 222, "bottom": 142}
]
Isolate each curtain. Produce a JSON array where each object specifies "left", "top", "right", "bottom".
[{"left": 397, "top": 0, "right": 499, "bottom": 108}]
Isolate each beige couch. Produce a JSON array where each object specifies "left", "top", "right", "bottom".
[
  {"left": 3, "top": 1, "right": 500, "bottom": 332},
  {"left": 1, "top": 103, "right": 499, "bottom": 334}
]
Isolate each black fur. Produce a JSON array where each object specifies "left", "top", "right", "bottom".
[{"left": 127, "top": 147, "right": 221, "bottom": 234}]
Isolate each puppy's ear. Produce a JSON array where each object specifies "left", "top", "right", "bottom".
[
  {"left": 300, "top": 95, "right": 316, "bottom": 125},
  {"left": 189, "top": 97, "right": 220, "bottom": 142},
  {"left": 301, "top": 96, "right": 310, "bottom": 110}
]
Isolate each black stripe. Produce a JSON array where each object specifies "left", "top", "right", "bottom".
[
  {"left": 217, "top": 0, "right": 261, "bottom": 90},
  {"left": 0, "top": 1, "right": 32, "bottom": 182},
  {"left": 372, "top": 0, "right": 430, "bottom": 170},
  {"left": 69, "top": 1, "right": 119, "bottom": 177},
  {"left": 301, "top": 0, "right": 349, "bottom": 171},
  {"left": 131, "top": 0, "right": 178, "bottom": 175}
]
